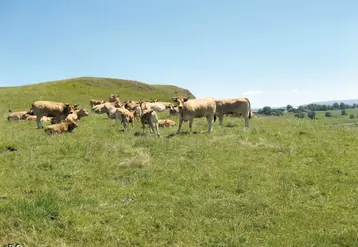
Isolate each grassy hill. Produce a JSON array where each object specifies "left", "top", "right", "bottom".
[
  {"left": 1, "top": 79, "right": 358, "bottom": 246},
  {"left": 0, "top": 77, "right": 195, "bottom": 112}
]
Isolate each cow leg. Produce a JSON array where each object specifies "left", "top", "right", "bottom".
[
  {"left": 189, "top": 119, "right": 193, "bottom": 133},
  {"left": 207, "top": 116, "right": 214, "bottom": 133},
  {"left": 155, "top": 122, "right": 160, "bottom": 137},
  {"left": 149, "top": 123, "right": 154, "bottom": 134},
  {"left": 176, "top": 118, "right": 183, "bottom": 134},
  {"left": 219, "top": 114, "right": 224, "bottom": 127},
  {"left": 36, "top": 116, "right": 43, "bottom": 129}
]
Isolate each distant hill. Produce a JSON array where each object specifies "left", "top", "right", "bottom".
[
  {"left": 0, "top": 77, "right": 195, "bottom": 111},
  {"left": 307, "top": 99, "right": 358, "bottom": 106}
]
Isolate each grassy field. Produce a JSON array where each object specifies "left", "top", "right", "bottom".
[{"left": 1, "top": 79, "right": 358, "bottom": 246}]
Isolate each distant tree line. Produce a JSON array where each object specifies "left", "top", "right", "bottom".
[{"left": 256, "top": 102, "right": 358, "bottom": 117}]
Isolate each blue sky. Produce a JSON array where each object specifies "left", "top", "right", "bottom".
[{"left": 1, "top": 0, "right": 358, "bottom": 108}]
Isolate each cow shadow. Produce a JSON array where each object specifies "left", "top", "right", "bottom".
[{"left": 167, "top": 131, "right": 204, "bottom": 138}]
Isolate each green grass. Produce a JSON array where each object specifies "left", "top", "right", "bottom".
[{"left": 1, "top": 79, "right": 358, "bottom": 246}]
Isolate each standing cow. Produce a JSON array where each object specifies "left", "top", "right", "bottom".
[
  {"left": 31, "top": 101, "right": 76, "bottom": 128},
  {"left": 171, "top": 96, "right": 216, "bottom": 134},
  {"left": 215, "top": 98, "right": 252, "bottom": 127}
]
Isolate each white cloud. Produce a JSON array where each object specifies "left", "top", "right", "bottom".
[
  {"left": 242, "top": 90, "right": 262, "bottom": 96},
  {"left": 291, "top": 89, "right": 299, "bottom": 93}
]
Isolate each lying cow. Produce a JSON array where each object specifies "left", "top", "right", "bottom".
[
  {"left": 89, "top": 99, "right": 105, "bottom": 109},
  {"left": 65, "top": 108, "right": 89, "bottom": 122},
  {"left": 44, "top": 120, "right": 79, "bottom": 135},
  {"left": 7, "top": 110, "right": 32, "bottom": 121},
  {"left": 26, "top": 115, "right": 53, "bottom": 122},
  {"left": 158, "top": 119, "right": 176, "bottom": 128},
  {"left": 140, "top": 109, "right": 160, "bottom": 136},
  {"left": 172, "top": 96, "right": 216, "bottom": 134},
  {"left": 31, "top": 101, "right": 76, "bottom": 128},
  {"left": 215, "top": 98, "right": 252, "bottom": 127}
]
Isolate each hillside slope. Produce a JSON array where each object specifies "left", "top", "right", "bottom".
[{"left": 0, "top": 77, "right": 195, "bottom": 111}]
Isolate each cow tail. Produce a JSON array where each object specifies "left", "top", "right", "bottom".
[
  {"left": 245, "top": 98, "right": 252, "bottom": 119},
  {"left": 214, "top": 114, "right": 217, "bottom": 122}
]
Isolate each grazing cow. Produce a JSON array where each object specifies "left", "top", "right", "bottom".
[
  {"left": 215, "top": 98, "right": 252, "bottom": 127},
  {"left": 140, "top": 109, "right": 160, "bottom": 136},
  {"left": 44, "top": 120, "right": 79, "bottom": 134},
  {"left": 113, "top": 107, "right": 134, "bottom": 131},
  {"left": 31, "top": 101, "right": 76, "bottom": 128},
  {"left": 172, "top": 96, "right": 216, "bottom": 134},
  {"left": 89, "top": 99, "right": 105, "bottom": 109},
  {"left": 65, "top": 108, "right": 89, "bottom": 122},
  {"left": 109, "top": 94, "right": 120, "bottom": 103},
  {"left": 158, "top": 119, "right": 176, "bottom": 128}
]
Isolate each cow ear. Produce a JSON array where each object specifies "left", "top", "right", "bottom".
[
  {"left": 65, "top": 103, "right": 70, "bottom": 107},
  {"left": 183, "top": 97, "right": 189, "bottom": 102},
  {"left": 172, "top": 97, "right": 178, "bottom": 102}
]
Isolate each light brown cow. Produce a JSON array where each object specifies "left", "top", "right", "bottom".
[
  {"left": 140, "top": 109, "right": 160, "bottom": 136},
  {"left": 7, "top": 111, "right": 30, "bottom": 121},
  {"left": 113, "top": 107, "right": 135, "bottom": 131},
  {"left": 31, "top": 101, "right": 76, "bottom": 128},
  {"left": 26, "top": 115, "right": 53, "bottom": 122},
  {"left": 44, "top": 120, "right": 79, "bottom": 134},
  {"left": 92, "top": 102, "right": 117, "bottom": 118},
  {"left": 109, "top": 94, "right": 120, "bottom": 103},
  {"left": 65, "top": 108, "right": 89, "bottom": 122},
  {"left": 168, "top": 105, "right": 179, "bottom": 116},
  {"left": 89, "top": 99, "right": 105, "bottom": 109},
  {"left": 158, "top": 119, "right": 176, "bottom": 128},
  {"left": 172, "top": 96, "right": 216, "bottom": 134},
  {"left": 215, "top": 98, "right": 252, "bottom": 127}
]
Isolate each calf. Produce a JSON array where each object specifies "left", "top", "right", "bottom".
[
  {"left": 140, "top": 109, "right": 160, "bottom": 136},
  {"left": 113, "top": 107, "right": 134, "bottom": 131},
  {"left": 44, "top": 121, "right": 79, "bottom": 134},
  {"left": 172, "top": 96, "right": 216, "bottom": 134},
  {"left": 158, "top": 119, "right": 176, "bottom": 128},
  {"left": 65, "top": 108, "right": 89, "bottom": 122}
]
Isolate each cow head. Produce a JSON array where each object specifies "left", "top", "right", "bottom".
[
  {"left": 172, "top": 96, "right": 189, "bottom": 109},
  {"left": 77, "top": 108, "right": 89, "bottom": 119},
  {"left": 67, "top": 121, "right": 79, "bottom": 132},
  {"left": 93, "top": 103, "right": 108, "bottom": 114},
  {"left": 64, "top": 103, "right": 72, "bottom": 116},
  {"left": 109, "top": 94, "right": 120, "bottom": 103},
  {"left": 168, "top": 105, "right": 179, "bottom": 116}
]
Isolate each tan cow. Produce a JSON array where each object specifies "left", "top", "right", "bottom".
[
  {"left": 89, "top": 99, "right": 105, "bottom": 109},
  {"left": 44, "top": 120, "right": 79, "bottom": 134},
  {"left": 31, "top": 101, "right": 76, "bottom": 128},
  {"left": 26, "top": 115, "right": 53, "bottom": 122},
  {"left": 113, "top": 107, "right": 134, "bottom": 131},
  {"left": 158, "top": 119, "right": 176, "bottom": 128},
  {"left": 172, "top": 96, "right": 216, "bottom": 134},
  {"left": 65, "top": 108, "right": 89, "bottom": 122},
  {"left": 215, "top": 98, "right": 252, "bottom": 127},
  {"left": 140, "top": 109, "right": 160, "bottom": 136},
  {"left": 92, "top": 102, "right": 117, "bottom": 118},
  {"left": 109, "top": 94, "right": 120, "bottom": 103},
  {"left": 7, "top": 110, "right": 31, "bottom": 121},
  {"left": 138, "top": 101, "right": 166, "bottom": 112}
]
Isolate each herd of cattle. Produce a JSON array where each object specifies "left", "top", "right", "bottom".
[{"left": 7, "top": 93, "right": 252, "bottom": 136}]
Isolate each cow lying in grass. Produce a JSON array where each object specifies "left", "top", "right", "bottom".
[
  {"left": 7, "top": 109, "right": 34, "bottom": 121},
  {"left": 158, "top": 119, "right": 176, "bottom": 128},
  {"left": 44, "top": 120, "right": 79, "bottom": 134}
]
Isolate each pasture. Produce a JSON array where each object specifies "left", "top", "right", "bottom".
[{"left": 1, "top": 78, "right": 358, "bottom": 246}]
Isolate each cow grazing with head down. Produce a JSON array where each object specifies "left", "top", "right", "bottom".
[
  {"left": 215, "top": 98, "right": 252, "bottom": 127},
  {"left": 44, "top": 120, "right": 79, "bottom": 135},
  {"left": 31, "top": 101, "right": 76, "bottom": 128},
  {"left": 89, "top": 99, "right": 105, "bottom": 110},
  {"left": 92, "top": 102, "right": 117, "bottom": 118},
  {"left": 172, "top": 96, "right": 216, "bottom": 134}
]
